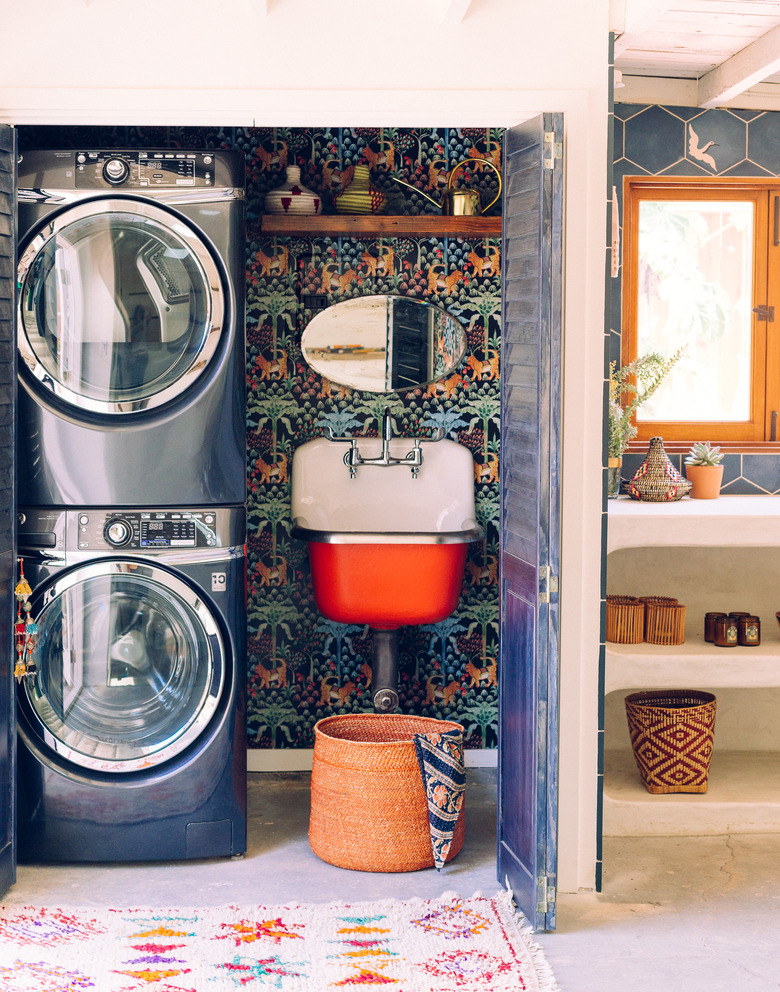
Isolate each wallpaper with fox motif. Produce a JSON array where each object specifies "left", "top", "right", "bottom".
[{"left": 17, "top": 125, "right": 504, "bottom": 750}]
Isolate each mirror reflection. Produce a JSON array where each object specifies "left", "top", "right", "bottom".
[{"left": 301, "top": 295, "right": 466, "bottom": 393}]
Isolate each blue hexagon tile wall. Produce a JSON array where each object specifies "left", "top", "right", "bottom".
[{"left": 612, "top": 104, "right": 780, "bottom": 494}]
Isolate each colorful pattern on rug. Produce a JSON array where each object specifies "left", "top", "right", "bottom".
[{"left": 0, "top": 893, "right": 558, "bottom": 992}]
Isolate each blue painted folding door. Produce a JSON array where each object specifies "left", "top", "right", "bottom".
[{"left": 498, "top": 113, "right": 563, "bottom": 932}]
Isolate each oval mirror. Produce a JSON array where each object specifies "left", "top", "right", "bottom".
[{"left": 301, "top": 295, "right": 467, "bottom": 393}]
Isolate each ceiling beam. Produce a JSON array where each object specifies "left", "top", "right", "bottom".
[
  {"left": 611, "top": 0, "right": 670, "bottom": 55},
  {"left": 699, "top": 21, "right": 780, "bottom": 107}
]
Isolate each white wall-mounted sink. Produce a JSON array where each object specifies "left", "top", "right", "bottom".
[{"left": 291, "top": 435, "right": 483, "bottom": 628}]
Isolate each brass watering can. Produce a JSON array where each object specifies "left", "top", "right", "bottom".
[{"left": 392, "top": 158, "right": 502, "bottom": 216}]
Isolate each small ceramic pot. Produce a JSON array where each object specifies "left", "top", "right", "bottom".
[{"left": 685, "top": 463, "right": 724, "bottom": 499}]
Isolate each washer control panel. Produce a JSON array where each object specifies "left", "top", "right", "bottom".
[
  {"left": 74, "top": 150, "right": 216, "bottom": 189},
  {"left": 75, "top": 510, "right": 219, "bottom": 551}
]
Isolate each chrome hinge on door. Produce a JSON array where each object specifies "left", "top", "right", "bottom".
[
  {"left": 536, "top": 874, "right": 556, "bottom": 915},
  {"left": 544, "top": 132, "right": 561, "bottom": 170},
  {"left": 539, "top": 566, "right": 559, "bottom": 604}
]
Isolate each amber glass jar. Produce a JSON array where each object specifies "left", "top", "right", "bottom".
[
  {"left": 737, "top": 615, "right": 761, "bottom": 646},
  {"left": 713, "top": 615, "right": 738, "bottom": 647},
  {"left": 704, "top": 612, "right": 727, "bottom": 643}
]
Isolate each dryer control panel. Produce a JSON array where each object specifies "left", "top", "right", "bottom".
[
  {"left": 16, "top": 506, "right": 246, "bottom": 555},
  {"left": 76, "top": 509, "right": 219, "bottom": 550},
  {"left": 75, "top": 150, "right": 217, "bottom": 189}
]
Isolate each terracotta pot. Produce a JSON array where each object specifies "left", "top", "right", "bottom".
[{"left": 685, "top": 463, "right": 724, "bottom": 499}]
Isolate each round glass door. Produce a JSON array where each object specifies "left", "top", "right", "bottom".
[
  {"left": 17, "top": 199, "right": 224, "bottom": 415},
  {"left": 22, "top": 561, "right": 225, "bottom": 772}
]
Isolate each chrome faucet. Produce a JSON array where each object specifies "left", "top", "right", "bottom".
[{"left": 330, "top": 407, "right": 436, "bottom": 479}]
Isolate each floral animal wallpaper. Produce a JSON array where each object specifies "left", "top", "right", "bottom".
[{"left": 17, "top": 125, "right": 504, "bottom": 751}]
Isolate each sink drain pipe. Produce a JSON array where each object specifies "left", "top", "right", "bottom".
[{"left": 371, "top": 628, "right": 399, "bottom": 712}]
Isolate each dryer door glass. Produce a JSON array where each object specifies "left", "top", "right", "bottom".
[
  {"left": 23, "top": 561, "right": 226, "bottom": 771},
  {"left": 17, "top": 199, "right": 224, "bottom": 415}
]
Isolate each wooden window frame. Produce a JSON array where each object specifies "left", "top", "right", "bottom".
[{"left": 622, "top": 176, "right": 780, "bottom": 449}]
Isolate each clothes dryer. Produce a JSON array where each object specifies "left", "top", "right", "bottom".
[
  {"left": 16, "top": 149, "right": 245, "bottom": 507},
  {"left": 16, "top": 504, "right": 246, "bottom": 862}
]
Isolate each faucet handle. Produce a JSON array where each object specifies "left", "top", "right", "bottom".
[{"left": 327, "top": 427, "right": 355, "bottom": 443}]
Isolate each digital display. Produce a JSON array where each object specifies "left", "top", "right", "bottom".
[{"left": 140, "top": 519, "right": 196, "bottom": 547}]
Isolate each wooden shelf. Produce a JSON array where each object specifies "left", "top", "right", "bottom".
[
  {"left": 605, "top": 637, "right": 780, "bottom": 695},
  {"left": 603, "top": 750, "right": 780, "bottom": 836},
  {"left": 259, "top": 214, "right": 502, "bottom": 237},
  {"left": 607, "top": 494, "right": 780, "bottom": 553}
]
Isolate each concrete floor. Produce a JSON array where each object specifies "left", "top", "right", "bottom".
[{"left": 5, "top": 769, "right": 780, "bottom": 991}]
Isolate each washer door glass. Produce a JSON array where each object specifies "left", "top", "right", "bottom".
[
  {"left": 18, "top": 199, "right": 224, "bottom": 415},
  {"left": 24, "top": 561, "right": 225, "bottom": 772}
]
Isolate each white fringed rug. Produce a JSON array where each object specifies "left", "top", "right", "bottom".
[{"left": 0, "top": 890, "right": 559, "bottom": 991}]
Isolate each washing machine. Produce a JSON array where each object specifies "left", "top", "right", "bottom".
[
  {"left": 16, "top": 148, "right": 246, "bottom": 508},
  {"left": 15, "top": 504, "right": 247, "bottom": 863}
]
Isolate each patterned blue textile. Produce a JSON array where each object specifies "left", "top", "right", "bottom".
[{"left": 413, "top": 727, "right": 465, "bottom": 871}]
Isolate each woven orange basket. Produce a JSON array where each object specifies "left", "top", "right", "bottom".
[
  {"left": 309, "top": 713, "right": 465, "bottom": 872},
  {"left": 605, "top": 595, "right": 645, "bottom": 643},
  {"left": 625, "top": 690, "right": 717, "bottom": 794},
  {"left": 644, "top": 601, "right": 686, "bottom": 645}
]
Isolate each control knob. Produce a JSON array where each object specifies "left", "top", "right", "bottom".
[
  {"left": 104, "top": 518, "right": 133, "bottom": 547},
  {"left": 102, "top": 157, "right": 130, "bottom": 185}
]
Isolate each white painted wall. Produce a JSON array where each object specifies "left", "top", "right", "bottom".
[{"left": 0, "top": 0, "right": 610, "bottom": 895}]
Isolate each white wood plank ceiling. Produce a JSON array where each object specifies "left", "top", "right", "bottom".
[{"left": 611, "top": 0, "right": 780, "bottom": 108}]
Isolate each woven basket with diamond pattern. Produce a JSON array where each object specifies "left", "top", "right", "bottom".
[{"left": 625, "top": 689, "right": 717, "bottom": 794}]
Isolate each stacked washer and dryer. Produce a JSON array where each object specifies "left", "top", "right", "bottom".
[{"left": 15, "top": 149, "right": 248, "bottom": 862}]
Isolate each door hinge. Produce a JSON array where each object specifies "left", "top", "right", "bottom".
[
  {"left": 536, "top": 874, "right": 556, "bottom": 915},
  {"left": 539, "top": 565, "right": 559, "bottom": 604},
  {"left": 543, "top": 131, "right": 562, "bottom": 170},
  {"left": 752, "top": 304, "right": 774, "bottom": 321}
]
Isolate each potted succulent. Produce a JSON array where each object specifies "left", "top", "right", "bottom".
[
  {"left": 608, "top": 348, "right": 685, "bottom": 498},
  {"left": 684, "top": 441, "right": 724, "bottom": 499}
]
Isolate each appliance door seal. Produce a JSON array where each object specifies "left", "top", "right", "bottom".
[
  {"left": 19, "top": 559, "right": 226, "bottom": 773},
  {"left": 17, "top": 198, "right": 225, "bottom": 416}
]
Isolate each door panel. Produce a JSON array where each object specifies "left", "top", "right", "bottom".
[
  {"left": 0, "top": 124, "right": 16, "bottom": 896},
  {"left": 498, "top": 113, "right": 563, "bottom": 931}
]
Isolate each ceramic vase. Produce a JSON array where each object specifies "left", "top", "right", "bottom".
[
  {"left": 264, "top": 165, "right": 321, "bottom": 215},
  {"left": 334, "top": 165, "right": 386, "bottom": 215},
  {"left": 685, "top": 463, "right": 724, "bottom": 499},
  {"left": 627, "top": 437, "right": 692, "bottom": 502}
]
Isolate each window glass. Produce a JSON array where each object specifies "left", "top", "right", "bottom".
[{"left": 636, "top": 199, "right": 754, "bottom": 423}]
